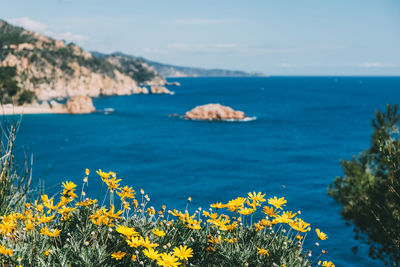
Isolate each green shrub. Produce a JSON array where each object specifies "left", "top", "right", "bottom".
[
  {"left": 329, "top": 104, "right": 400, "bottom": 266},
  {"left": 0, "top": 66, "right": 21, "bottom": 104},
  {"left": 17, "top": 90, "right": 36, "bottom": 105},
  {"left": 0, "top": 119, "right": 31, "bottom": 214}
]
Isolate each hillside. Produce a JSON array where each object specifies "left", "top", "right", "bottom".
[
  {"left": 92, "top": 52, "right": 265, "bottom": 78},
  {"left": 0, "top": 19, "right": 166, "bottom": 104}
]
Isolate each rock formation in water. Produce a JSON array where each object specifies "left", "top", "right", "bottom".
[
  {"left": 65, "top": 96, "right": 96, "bottom": 114},
  {"left": 150, "top": 86, "right": 173, "bottom": 94},
  {"left": 184, "top": 103, "right": 245, "bottom": 121}
]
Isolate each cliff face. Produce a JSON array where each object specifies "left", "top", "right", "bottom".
[{"left": 0, "top": 19, "right": 165, "bottom": 101}]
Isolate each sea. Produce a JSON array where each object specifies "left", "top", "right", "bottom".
[{"left": 13, "top": 76, "right": 400, "bottom": 266}]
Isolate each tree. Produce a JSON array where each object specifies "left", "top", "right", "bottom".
[
  {"left": 329, "top": 104, "right": 400, "bottom": 266},
  {"left": 17, "top": 90, "right": 36, "bottom": 105}
]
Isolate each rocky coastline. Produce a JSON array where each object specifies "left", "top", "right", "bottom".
[{"left": 2, "top": 96, "right": 96, "bottom": 115}]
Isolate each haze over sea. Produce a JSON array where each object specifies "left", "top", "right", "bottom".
[{"left": 14, "top": 76, "right": 400, "bottom": 266}]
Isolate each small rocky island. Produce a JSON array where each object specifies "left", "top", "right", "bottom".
[{"left": 184, "top": 103, "right": 246, "bottom": 121}]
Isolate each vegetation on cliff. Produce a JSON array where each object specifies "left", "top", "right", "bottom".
[
  {"left": 0, "top": 66, "right": 35, "bottom": 104},
  {"left": 329, "top": 104, "right": 400, "bottom": 266}
]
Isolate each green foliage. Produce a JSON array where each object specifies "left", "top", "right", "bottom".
[
  {"left": 115, "top": 57, "right": 156, "bottom": 83},
  {"left": 0, "top": 66, "right": 21, "bottom": 104},
  {"left": 18, "top": 90, "right": 36, "bottom": 105},
  {"left": 0, "top": 66, "right": 37, "bottom": 105},
  {"left": 0, "top": 20, "right": 36, "bottom": 61},
  {"left": 329, "top": 104, "right": 400, "bottom": 265},
  {"left": 132, "top": 65, "right": 156, "bottom": 84},
  {"left": 0, "top": 119, "right": 31, "bottom": 215}
]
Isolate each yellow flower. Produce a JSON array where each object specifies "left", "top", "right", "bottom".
[
  {"left": 146, "top": 207, "right": 156, "bottom": 215},
  {"left": 289, "top": 218, "right": 310, "bottom": 233},
  {"left": 316, "top": 228, "right": 328, "bottom": 240},
  {"left": 126, "top": 236, "right": 143, "bottom": 248},
  {"left": 238, "top": 207, "right": 254, "bottom": 216},
  {"left": 85, "top": 168, "right": 90, "bottom": 175},
  {"left": 173, "top": 245, "right": 193, "bottom": 260},
  {"left": 143, "top": 248, "right": 160, "bottom": 260},
  {"left": 225, "top": 197, "right": 246, "bottom": 212},
  {"left": 282, "top": 211, "right": 297, "bottom": 219},
  {"left": 116, "top": 186, "right": 135, "bottom": 199},
  {"left": 43, "top": 250, "right": 50, "bottom": 256},
  {"left": 0, "top": 245, "right": 13, "bottom": 256},
  {"left": 157, "top": 253, "right": 181, "bottom": 267},
  {"left": 320, "top": 261, "right": 335, "bottom": 267},
  {"left": 260, "top": 219, "right": 272, "bottom": 227},
  {"left": 152, "top": 228, "right": 166, "bottom": 237},
  {"left": 256, "top": 247, "right": 269, "bottom": 256},
  {"left": 141, "top": 236, "right": 159, "bottom": 249},
  {"left": 62, "top": 181, "right": 77, "bottom": 191},
  {"left": 40, "top": 227, "right": 61, "bottom": 238},
  {"left": 206, "top": 246, "right": 216, "bottom": 252},
  {"left": 268, "top": 196, "right": 287, "bottom": 210},
  {"left": 210, "top": 202, "right": 226, "bottom": 209},
  {"left": 116, "top": 225, "right": 139, "bottom": 237},
  {"left": 224, "top": 238, "right": 238, "bottom": 243},
  {"left": 254, "top": 222, "right": 265, "bottom": 231},
  {"left": 37, "top": 214, "right": 55, "bottom": 224},
  {"left": 77, "top": 198, "right": 97, "bottom": 207},
  {"left": 58, "top": 206, "right": 77, "bottom": 220},
  {"left": 262, "top": 206, "right": 280, "bottom": 217},
  {"left": 104, "top": 177, "right": 121, "bottom": 192},
  {"left": 61, "top": 181, "right": 78, "bottom": 199},
  {"left": 272, "top": 213, "right": 294, "bottom": 224},
  {"left": 186, "top": 223, "right": 202, "bottom": 230},
  {"left": 41, "top": 194, "right": 49, "bottom": 203},
  {"left": 131, "top": 254, "right": 137, "bottom": 261},
  {"left": 35, "top": 203, "right": 44, "bottom": 214},
  {"left": 248, "top": 192, "right": 266, "bottom": 203},
  {"left": 111, "top": 251, "right": 126, "bottom": 260},
  {"left": 208, "top": 235, "right": 222, "bottom": 244},
  {"left": 106, "top": 205, "right": 123, "bottom": 220},
  {"left": 96, "top": 169, "right": 111, "bottom": 180}
]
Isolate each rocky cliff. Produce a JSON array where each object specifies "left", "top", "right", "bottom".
[{"left": 0, "top": 19, "right": 166, "bottom": 103}]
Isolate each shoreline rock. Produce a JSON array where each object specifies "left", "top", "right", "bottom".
[
  {"left": 184, "top": 103, "right": 246, "bottom": 121},
  {"left": 165, "top": 81, "right": 181, "bottom": 86},
  {"left": 65, "top": 96, "right": 96, "bottom": 114},
  {"left": 150, "top": 86, "right": 174, "bottom": 95},
  {"left": 1, "top": 96, "right": 96, "bottom": 115}
]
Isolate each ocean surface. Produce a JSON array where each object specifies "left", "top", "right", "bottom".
[{"left": 13, "top": 76, "right": 400, "bottom": 266}]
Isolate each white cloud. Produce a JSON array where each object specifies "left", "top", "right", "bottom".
[
  {"left": 57, "top": 32, "right": 88, "bottom": 42},
  {"left": 170, "top": 18, "right": 231, "bottom": 25},
  {"left": 214, "top": 43, "right": 239, "bottom": 48},
  {"left": 8, "top": 16, "right": 88, "bottom": 43},
  {"left": 9, "top": 17, "right": 48, "bottom": 32},
  {"left": 359, "top": 62, "right": 398, "bottom": 68}
]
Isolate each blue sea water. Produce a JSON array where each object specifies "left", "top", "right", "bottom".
[{"left": 13, "top": 76, "right": 400, "bottom": 266}]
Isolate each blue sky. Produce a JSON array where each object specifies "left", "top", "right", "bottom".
[{"left": 2, "top": 0, "right": 400, "bottom": 75}]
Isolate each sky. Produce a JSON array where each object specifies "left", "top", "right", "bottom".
[{"left": 2, "top": 0, "right": 400, "bottom": 75}]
